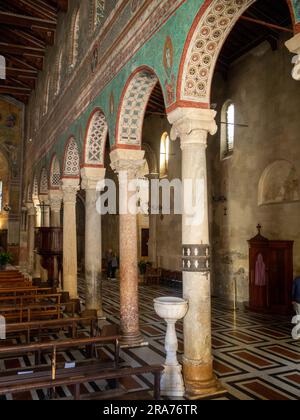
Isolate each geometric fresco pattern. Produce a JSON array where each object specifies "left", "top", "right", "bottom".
[
  {"left": 182, "top": 0, "right": 254, "bottom": 104},
  {"left": 84, "top": 110, "right": 108, "bottom": 165},
  {"left": 118, "top": 71, "right": 157, "bottom": 146},
  {"left": 63, "top": 137, "right": 80, "bottom": 177},
  {"left": 2, "top": 278, "right": 299, "bottom": 400},
  {"left": 50, "top": 155, "right": 61, "bottom": 188},
  {"left": 39, "top": 168, "right": 48, "bottom": 194}
]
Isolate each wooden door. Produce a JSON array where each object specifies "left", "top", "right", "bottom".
[
  {"left": 0, "top": 229, "right": 7, "bottom": 252},
  {"left": 141, "top": 228, "right": 149, "bottom": 257}
]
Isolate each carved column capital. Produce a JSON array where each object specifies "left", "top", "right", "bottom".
[
  {"left": 168, "top": 107, "right": 217, "bottom": 150},
  {"left": 61, "top": 178, "right": 80, "bottom": 204},
  {"left": 110, "top": 149, "right": 145, "bottom": 179},
  {"left": 81, "top": 167, "right": 106, "bottom": 190},
  {"left": 49, "top": 189, "right": 63, "bottom": 212},
  {"left": 25, "top": 202, "right": 35, "bottom": 216},
  {"left": 286, "top": 33, "right": 300, "bottom": 81}
]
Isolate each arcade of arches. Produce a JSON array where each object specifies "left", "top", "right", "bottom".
[{"left": 0, "top": 0, "right": 300, "bottom": 401}]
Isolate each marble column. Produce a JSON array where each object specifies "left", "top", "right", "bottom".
[
  {"left": 25, "top": 202, "right": 35, "bottom": 275},
  {"left": 110, "top": 148, "right": 145, "bottom": 346},
  {"left": 147, "top": 173, "right": 159, "bottom": 267},
  {"left": 168, "top": 108, "right": 222, "bottom": 399},
  {"left": 49, "top": 189, "right": 63, "bottom": 288},
  {"left": 49, "top": 190, "right": 63, "bottom": 227},
  {"left": 62, "top": 178, "right": 80, "bottom": 300},
  {"left": 286, "top": 33, "right": 300, "bottom": 81},
  {"left": 32, "top": 200, "right": 41, "bottom": 279},
  {"left": 81, "top": 167, "right": 106, "bottom": 316}
]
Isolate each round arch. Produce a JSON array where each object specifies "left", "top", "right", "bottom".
[
  {"left": 49, "top": 154, "right": 61, "bottom": 189},
  {"left": 83, "top": 108, "right": 108, "bottom": 167},
  {"left": 62, "top": 136, "right": 81, "bottom": 178},
  {"left": 39, "top": 167, "right": 49, "bottom": 195},
  {"left": 177, "top": 0, "right": 296, "bottom": 108},
  {"left": 116, "top": 66, "right": 166, "bottom": 148}
]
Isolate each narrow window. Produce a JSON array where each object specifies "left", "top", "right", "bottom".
[
  {"left": 221, "top": 101, "right": 235, "bottom": 159},
  {"left": 160, "top": 132, "right": 170, "bottom": 178}
]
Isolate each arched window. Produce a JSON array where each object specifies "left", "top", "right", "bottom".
[
  {"left": 0, "top": 55, "right": 6, "bottom": 80},
  {"left": 55, "top": 51, "right": 63, "bottom": 95},
  {"left": 93, "top": 0, "right": 105, "bottom": 30},
  {"left": 160, "top": 132, "right": 170, "bottom": 178},
  {"left": 221, "top": 101, "right": 235, "bottom": 159},
  {"left": 71, "top": 9, "right": 80, "bottom": 67}
]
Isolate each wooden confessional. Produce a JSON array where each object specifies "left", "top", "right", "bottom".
[{"left": 248, "top": 225, "right": 293, "bottom": 314}]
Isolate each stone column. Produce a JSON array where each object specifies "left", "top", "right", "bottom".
[
  {"left": 32, "top": 200, "right": 41, "bottom": 280},
  {"left": 168, "top": 108, "right": 222, "bottom": 399},
  {"left": 147, "top": 173, "right": 159, "bottom": 267},
  {"left": 81, "top": 167, "right": 106, "bottom": 316},
  {"left": 286, "top": 33, "right": 300, "bottom": 81},
  {"left": 25, "top": 202, "right": 35, "bottom": 274},
  {"left": 62, "top": 178, "right": 80, "bottom": 299},
  {"left": 110, "top": 148, "right": 145, "bottom": 346},
  {"left": 49, "top": 190, "right": 63, "bottom": 227}
]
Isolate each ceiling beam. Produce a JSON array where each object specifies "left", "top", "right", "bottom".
[
  {"left": 0, "top": 85, "right": 31, "bottom": 95},
  {"left": 6, "top": 67, "right": 38, "bottom": 78},
  {"left": 0, "top": 11, "right": 56, "bottom": 31},
  {"left": 4, "top": 0, "right": 57, "bottom": 20},
  {"left": 239, "top": 15, "right": 293, "bottom": 34},
  {"left": 0, "top": 42, "right": 44, "bottom": 57}
]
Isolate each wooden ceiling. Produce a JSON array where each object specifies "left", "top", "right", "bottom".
[
  {"left": 0, "top": 0, "right": 68, "bottom": 103},
  {"left": 216, "top": 0, "right": 293, "bottom": 76}
]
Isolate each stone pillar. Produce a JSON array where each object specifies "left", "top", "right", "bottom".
[
  {"left": 110, "top": 148, "right": 145, "bottom": 346},
  {"left": 32, "top": 200, "right": 41, "bottom": 279},
  {"left": 286, "top": 33, "right": 300, "bottom": 81},
  {"left": 25, "top": 202, "right": 35, "bottom": 274},
  {"left": 168, "top": 108, "right": 222, "bottom": 399},
  {"left": 81, "top": 167, "right": 106, "bottom": 316},
  {"left": 49, "top": 190, "right": 63, "bottom": 227},
  {"left": 62, "top": 178, "right": 79, "bottom": 299},
  {"left": 147, "top": 173, "right": 159, "bottom": 267}
]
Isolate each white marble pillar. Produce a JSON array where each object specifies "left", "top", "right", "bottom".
[
  {"left": 147, "top": 173, "right": 159, "bottom": 267},
  {"left": 81, "top": 167, "right": 106, "bottom": 316},
  {"left": 49, "top": 190, "right": 63, "bottom": 227},
  {"left": 168, "top": 108, "right": 222, "bottom": 399},
  {"left": 62, "top": 178, "right": 80, "bottom": 299},
  {"left": 110, "top": 148, "right": 145, "bottom": 346},
  {"left": 286, "top": 33, "right": 300, "bottom": 81},
  {"left": 25, "top": 202, "right": 35, "bottom": 275}
]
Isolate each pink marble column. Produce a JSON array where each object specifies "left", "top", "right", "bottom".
[{"left": 110, "top": 149, "right": 145, "bottom": 346}]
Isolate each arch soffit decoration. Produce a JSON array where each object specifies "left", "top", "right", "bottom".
[
  {"left": 50, "top": 154, "right": 61, "bottom": 189},
  {"left": 176, "top": 0, "right": 297, "bottom": 108},
  {"left": 39, "top": 167, "right": 49, "bottom": 195},
  {"left": 32, "top": 175, "right": 39, "bottom": 202},
  {"left": 116, "top": 67, "right": 160, "bottom": 147},
  {"left": 83, "top": 108, "right": 108, "bottom": 167},
  {"left": 62, "top": 136, "right": 81, "bottom": 178}
]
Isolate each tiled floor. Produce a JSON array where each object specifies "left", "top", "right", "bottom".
[
  {"left": 89, "top": 278, "right": 300, "bottom": 400},
  {"left": 1, "top": 278, "right": 299, "bottom": 400}
]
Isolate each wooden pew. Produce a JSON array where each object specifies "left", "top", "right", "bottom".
[
  {"left": 0, "top": 336, "right": 162, "bottom": 400},
  {"left": 5, "top": 316, "right": 98, "bottom": 343},
  {"left": 0, "top": 287, "right": 55, "bottom": 297},
  {"left": 0, "top": 301, "right": 77, "bottom": 323},
  {"left": 0, "top": 293, "right": 62, "bottom": 308}
]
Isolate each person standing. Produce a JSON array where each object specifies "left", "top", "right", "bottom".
[
  {"left": 292, "top": 276, "right": 300, "bottom": 315},
  {"left": 111, "top": 253, "right": 118, "bottom": 281},
  {"left": 106, "top": 249, "right": 113, "bottom": 280}
]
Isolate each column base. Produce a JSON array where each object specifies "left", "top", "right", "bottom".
[
  {"left": 183, "top": 359, "right": 226, "bottom": 400},
  {"left": 161, "top": 364, "right": 185, "bottom": 398},
  {"left": 119, "top": 332, "right": 147, "bottom": 348}
]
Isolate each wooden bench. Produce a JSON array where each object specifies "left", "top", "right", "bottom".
[
  {"left": 0, "top": 332, "right": 162, "bottom": 400},
  {"left": 5, "top": 316, "right": 98, "bottom": 343},
  {"left": 0, "top": 301, "right": 77, "bottom": 323},
  {"left": 0, "top": 293, "right": 62, "bottom": 308},
  {"left": 0, "top": 287, "right": 55, "bottom": 297}
]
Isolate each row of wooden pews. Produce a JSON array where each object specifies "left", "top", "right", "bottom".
[{"left": 0, "top": 269, "right": 163, "bottom": 400}]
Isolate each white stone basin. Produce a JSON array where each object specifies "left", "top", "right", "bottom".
[{"left": 154, "top": 297, "right": 188, "bottom": 320}]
